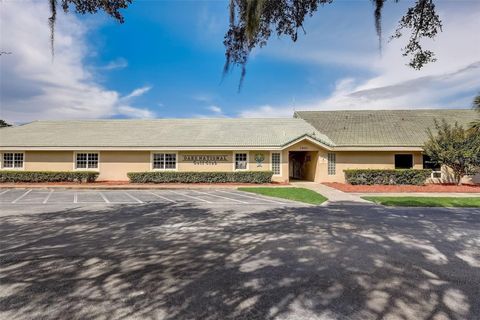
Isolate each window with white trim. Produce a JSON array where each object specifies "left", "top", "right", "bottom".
[
  {"left": 235, "top": 153, "right": 247, "bottom": 170},
  {"left": 76, "top": 153, "right": 98, "bottom": 169},
  {"left": 2, "top": 152, "right": 24, "bottom": 169},
  {"left": 271, "top": 152, "right": 281, "bottom": 175},
  {"left": 153, "top": 153, "right": 177, "bottom": 170},
  {"left": 327, "top": 153, "right": 336, "bottom": 175}
]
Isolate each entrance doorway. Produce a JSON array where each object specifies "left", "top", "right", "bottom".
[
  {"left": 289, "top": 151, "right": 318, "bottom": 181},
  {"left": 288, "top": 151, "right": 307, "bottom": 180}
]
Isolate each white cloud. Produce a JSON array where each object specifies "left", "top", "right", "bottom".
[
  {"left": 208, "top": 105, "right": 222, "bottom": 113},
  {"left": 117, "top": 105, "right": 155, "bottom": 118},
  {"left": 100, "top": 58, "right": 128, "bottom": 70},
  {"left": 0, "top": 1, "right": 154, "bottom": 123},
  {"left": 240, "top": 3, "right": 480, "bottom": 117},
  {"left": 123, "top": 86, "right": 152, "bottom": 100}
]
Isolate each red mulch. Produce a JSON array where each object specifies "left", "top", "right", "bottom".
[{"left": 324, "top": 182, "right": 480, "bottom": 193}]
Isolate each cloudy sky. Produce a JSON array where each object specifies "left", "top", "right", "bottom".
[{"left": 0, "top": 0, "right": 479, "bottom": 123}]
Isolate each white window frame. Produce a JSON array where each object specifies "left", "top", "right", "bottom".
[
  {"left": 150, "top": 151, "right": 178, "bottom": 171},
  {"left": 270, "top": 151, "right": 282, "bottom": 176},
  {"left": 74, "top": 152, "right": 100, "bottom": 171},
  {"left": 327, "top": 153, "right": 336, "bottom": 176},
  {"left": 0, "top": 152, "right": 25, "bottom": 170},
  {"left": 233, "top": 152, "right": 249, "bottom": 171}
]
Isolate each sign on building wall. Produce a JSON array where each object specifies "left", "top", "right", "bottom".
[{"left": 183, "top": 155, "right": 229, "bottom": 165}]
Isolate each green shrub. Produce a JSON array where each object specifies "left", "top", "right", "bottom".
[
  {"left": 0, "top": 171, "right": 99, "bottom": 183},
  {"left": 344, "top": 169, "right": 432, "bottom": 185},
  {"left": 127, "top": 171, "right": 273, "bottom": 184}
]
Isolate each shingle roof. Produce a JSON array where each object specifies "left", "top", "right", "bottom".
[
  {"left": 294, "top": 109, "right": 476, "bottom": 147},
  {"left": 0, "top": 118, "right": 333, "bottom": 148}
]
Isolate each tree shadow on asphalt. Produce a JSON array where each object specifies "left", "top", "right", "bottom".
[{"left": 0, "top": 202, "right": 479, "bottom": 319}]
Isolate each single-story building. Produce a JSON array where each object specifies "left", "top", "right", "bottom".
[{"left": 0, "top": 109, "right": 478, "bottom": 184}]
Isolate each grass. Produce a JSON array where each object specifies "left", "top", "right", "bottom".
[
  {"left": 362, "top": 196, "right": 480, "bottom": 208},
  {"left": 238, "top": 187, "right": 327, "bottom": 205}
]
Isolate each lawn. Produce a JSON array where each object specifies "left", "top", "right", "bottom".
[
  {"left": 362, "top": 196, "right": 480, "bottom": 207},
  {"left": 238, "top": 187, "right": 327, "bottom": 205}
]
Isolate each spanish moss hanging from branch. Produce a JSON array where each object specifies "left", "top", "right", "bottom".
[{"left": 47, "top": 0, "right": 133, "bottom": 60}]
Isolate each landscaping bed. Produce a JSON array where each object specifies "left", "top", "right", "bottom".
[
  {"left": 362, "top": 196, "right": 480, "bottom": 207},
  {"left": 325, "top": 182, "right": 480, "bottom": 193},
  {"left": 238, "top": 187, "right": 327, "bottom": 205}
]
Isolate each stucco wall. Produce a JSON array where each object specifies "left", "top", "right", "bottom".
[
  {"left": 315, "top": 151, "right": 423, "bottom": 183},
  {"left": 24, "top": 151, "right": 74, "bottom": 171},
  {"left": 14, "top": 148, "right": 478, "bottom": 184},
  {"left": 99, "top": 151, "right": 150, "bottom": 181}
]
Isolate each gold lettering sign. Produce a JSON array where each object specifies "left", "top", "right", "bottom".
[{"left": 183, "top": 155, "right": 229, "bottom": 165}]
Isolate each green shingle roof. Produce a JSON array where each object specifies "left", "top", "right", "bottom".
[
  {"left": 0, "top": 118, "right": 333, "bottom": 148},
  {"left": 294, "top": 109, "right": 476, "bottom": 147}
]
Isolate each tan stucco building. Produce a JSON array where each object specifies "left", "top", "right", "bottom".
[{"left": 1, "top": 109, "right": 478, "bottom": 184}]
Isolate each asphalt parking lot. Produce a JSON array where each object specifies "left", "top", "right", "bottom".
[
  {"left": 0, "top": 188, "right": 297, "bottom": 207},
  {"left": 1, "top": 189, "right": 479, "bottom": 320}
]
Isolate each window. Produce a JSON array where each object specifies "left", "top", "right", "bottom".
[
  {"left": 271, "top": 152, "right": 281, "bottom": 175},
  {"left": 235, "top": 153, "right": 247, "bottom": 170},
  {"left": 423, "top": 155, "right": 442, "bottom": 179},
  {"left": 395, "top": 154, "right": 413, "bottom": 169},
  {"left": 327, "top": 153, "right": 336, "bottom": 175},
  {"left": 152, "top": 153, "right": 177, "bottom": 170},
  {"left": 2, "top": 153, "right": 24, "bottom": 169},
  {"left": 76, "top": 153, "right": 98, "bottom": 169}
]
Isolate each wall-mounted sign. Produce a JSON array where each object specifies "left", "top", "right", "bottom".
[
  {"left": 183, "top": 155, "right": 229, "bottom": 165},
  {"left": 254, "top": 153, "right": 265, "bottom": 167}
]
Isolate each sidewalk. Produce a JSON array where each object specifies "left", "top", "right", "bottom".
[
  {"left": 290, "top": 181, "right": 370, "bottom": 204},
  {"left": 352, "top": 192, "right": 480, "bottom": 198}
]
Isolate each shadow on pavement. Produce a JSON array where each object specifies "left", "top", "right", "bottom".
[{"left": 0, "top": 202, "right": 479, "bottom": 319}]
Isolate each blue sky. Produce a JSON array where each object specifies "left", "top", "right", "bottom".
[{"left": 1, "top": 0, "right": 479, "bottom": 122}]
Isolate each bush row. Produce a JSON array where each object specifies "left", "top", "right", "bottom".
[
  {"left": 344, "top": 169, "right": 432, "bottom": 185},
  {"left": 127, "top": 171, "right": 273, "bottom": 184},
  {"left": 0, "top": 171, "right": 99, "bottom": 183}
]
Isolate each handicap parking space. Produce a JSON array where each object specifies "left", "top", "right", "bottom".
[{"left": 0, "top": 188, "right": 296, "bottom": 206}]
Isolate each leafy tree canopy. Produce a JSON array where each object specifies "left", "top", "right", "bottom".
[
  {"left": 424, "top": 119, "right": 480, "bottom": 185},
  {"left": 471, "top": 93, "right": 480, "bottom": 132},
  {"left": 0, "top": 120, "right": 12, "bottom": 128},
  {"left": 45, "top": 0, "right": 442, "bottom": 86}
]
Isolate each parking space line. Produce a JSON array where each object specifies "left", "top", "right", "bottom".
[
  {"left": 42, "top": 189, "right": 54, "bottom": 204},
  {"left": 12, "top": 189, "right": 32, "bottom": 204},
  {"left": 168, "top": 190, "right": 212, "bottom": 203},
  {"left": 217, "top": 190, "right": 286, "bottom": 204},
  {"left": 73, "top": 192, "right": 78, "bottom": 203},
  {"left": 147, "top": 191, "right": 176, "bottom": 203},
  {"left": 0, "top": 189, "right": 10, "bottom": 196},
  {"left": 98, "top": 192, "right": 110, "bottom": 203},
  {"left": 124, "top": 192, "right": 144, "bottom": 204},
  {"left": 192, "top": 190, "right": 248, "bottom": 204}
]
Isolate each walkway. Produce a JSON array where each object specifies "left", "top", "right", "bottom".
[{"left": 290, "top": 181, "right": 371, "bottom": 204}]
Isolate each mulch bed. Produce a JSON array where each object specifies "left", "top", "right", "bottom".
[{"left": 324, "top": 182, "right": 480, "bottom": 193}]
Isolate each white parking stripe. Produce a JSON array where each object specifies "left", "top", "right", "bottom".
[
  {"left": 124, "top": 192, "right": 144, "bottom": 203},
  {"left": 99, "top": 192, "right": 110, "bottom": 203},
  {"left": 217, "top": 190, "right": 286, "bottom": 204},
  {"left": 0, "top": 189, "right": 10, "bottom": 196},
  {"left": 192, "top": 190, "right": 248, "bottom": 203},
  {"left": 42, "top": 189, "right": 54, "bottom": 204},
  {"left": 147, "top": 191, "right": 176, "bottom": 203},
  {"left": 73, "top": 192, "right": 78, "bottom": 203},
  {"left": 168, "top": 190, "right": 211, "bottom": 203},
  {"left": 12, "top": 189, "right": 32, "bottom": 204}
]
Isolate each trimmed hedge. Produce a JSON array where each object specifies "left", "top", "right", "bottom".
[
  {"left": 344, "top": 169, "right": 432, "bottom": 185},
  {"left": 0, "top": 171, "right": 99, "bottom": 183},
  {"left": 127, "top": 171, "right": 273, "bottom": 184}
]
